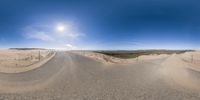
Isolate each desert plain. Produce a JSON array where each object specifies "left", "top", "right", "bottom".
[{"left": 0, "top": 49, "right": 200, "bottom": 100}]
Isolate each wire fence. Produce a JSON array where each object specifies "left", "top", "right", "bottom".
[
  {"left": 181, "top": 55, "right": 200, "bottom": 64},
  {"left": 0, "top": 50, "right": 55, "bottom": 67}
]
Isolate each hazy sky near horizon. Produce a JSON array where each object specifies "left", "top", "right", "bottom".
[{"left": 0, "top": 0, "right": 200, "bottom": 49}]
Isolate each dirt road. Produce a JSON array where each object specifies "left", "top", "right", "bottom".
[{"left": 0, "top": 52, "right": 200, "bottom": 100}]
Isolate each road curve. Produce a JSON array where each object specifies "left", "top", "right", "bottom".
[{"left": 0, "top": 52, "right": 200, "bottom": 100}]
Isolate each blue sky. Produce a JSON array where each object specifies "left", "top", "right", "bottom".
[{"left": 0, "top": 0, "right": 199, "bottom": 50}]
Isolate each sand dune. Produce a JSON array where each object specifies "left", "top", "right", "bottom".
[
  {"left": 160, "top": 54, "right": 200, "bottom": 90},
  {"left": 0, "top": 51, "right": 200, "bottom": 99},
  {"left": 73, "top": 50, "right": 200, "bottom": 90},
  {"left": 0, "top": 49, "right": 55, "bottom": 73}
]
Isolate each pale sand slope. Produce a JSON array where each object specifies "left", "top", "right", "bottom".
[
  {"left": 0, "top": 50, "right": 50, "bottom": 67},
  {"left": 0, "top": 49, "right": 56, "bottom": 73},
  {"left": 160, "top": 53, "right": 200, "bottom": 90},
  {"left": 74, "top": 51, "right": 200, "bottom": 90}
]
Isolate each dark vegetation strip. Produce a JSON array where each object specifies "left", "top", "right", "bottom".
[
  {"left": 9, "top": 48, "right": 47, "bottom": 50},
  {"left": 94, "top": 50, "right": 194, "bottom": 59}
]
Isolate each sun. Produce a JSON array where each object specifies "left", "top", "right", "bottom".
[{"left": 56, "top": 24, "right": 65, "bottom": 32}]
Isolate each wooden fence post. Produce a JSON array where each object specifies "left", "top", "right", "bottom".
[
  {"left": 39, "top": 50, "right": 41, "bottom": 61},
  {"left": 191, "top": 55, "right": 193, "bottom": 63}
]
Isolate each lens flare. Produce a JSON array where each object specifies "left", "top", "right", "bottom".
[{"left": 56, "top": 24, "right": 65, "bottom": 32}]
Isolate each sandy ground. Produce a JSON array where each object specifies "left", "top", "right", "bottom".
[
  {"left": 0, "top": 49, "right": 55, "bottom": 73},
  {"left": 72, "top": 51, "right": 200, "bottom": 90},
  {"left": 0, "top": 51, "right": 200, "bottom": 99}
]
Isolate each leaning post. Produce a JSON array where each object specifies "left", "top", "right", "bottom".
[{"left": 39, "top": 50, "right": 41, "bottom": 61}]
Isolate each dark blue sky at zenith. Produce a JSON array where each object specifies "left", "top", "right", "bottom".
[{"left": 0, "top": 0, "right": 200, "bottom": 49}]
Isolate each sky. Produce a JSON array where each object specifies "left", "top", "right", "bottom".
[{"left": 0, "top": 0, "right": 200, "bottom": 50}]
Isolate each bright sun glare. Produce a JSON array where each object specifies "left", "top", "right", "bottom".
[{"left": 56, "top": 24, "right": 65, "bottom": 32}]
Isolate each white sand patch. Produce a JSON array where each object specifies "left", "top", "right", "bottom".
[{"left": 159, "top": 53, "right": 200, "bottom": 90}]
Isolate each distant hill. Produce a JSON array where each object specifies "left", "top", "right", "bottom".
[
  {"left": 9, "top": 48, "right": 46, "bottom": 50},
  {"left": 95, "top": 50, "right": 194, "bottom": 59}
]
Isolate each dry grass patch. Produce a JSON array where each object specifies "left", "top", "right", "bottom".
[{"left": 0, "top": 50, "right": 53, "bottom": 67}]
